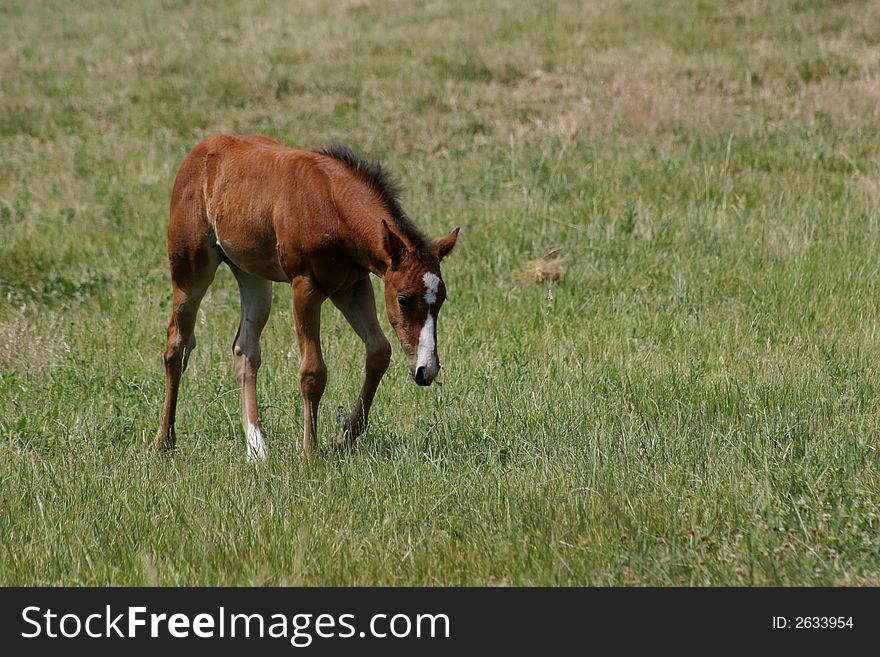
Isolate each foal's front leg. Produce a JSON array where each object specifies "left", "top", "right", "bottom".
[
  {"left": 330, "top": 277, "right": 392, "bottom": 448},
  {"left": 292, "top": 276, "right": 327, "bottom": 458}
]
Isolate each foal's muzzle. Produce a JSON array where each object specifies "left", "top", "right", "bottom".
[
  {"left": 414, "top": 366, "right": 430, "bottom": 386},
  {"left": 413, "top": 365, "right": 438, "bottom": 386}
]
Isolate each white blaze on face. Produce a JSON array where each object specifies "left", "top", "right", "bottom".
[
  {"left": 415, "top": 312, "right": 436, "bottom": 374},
  {"left": 423, "top": 272, "right": 440, "bottom": 305},
  {"left": 416, "top": 272, "right": 441, "bottom": 377},
  {"left": 246, "top": 422, "right": 268, "bottom": 462}
]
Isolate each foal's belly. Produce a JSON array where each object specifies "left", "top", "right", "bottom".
[
  {"left": 222, "top": 245, "right": 288, "bottom": 282},
  {"left": 215, "top": 225, "right": 288, "bottom": 282}
]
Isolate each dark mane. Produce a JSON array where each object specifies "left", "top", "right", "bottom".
[{"left": 315, "top": 142, "right": 429, "bottom": 250}]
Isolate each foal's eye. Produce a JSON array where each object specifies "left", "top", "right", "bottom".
[{"left": 397, "top": 294, "right": 414, "bottom": 308}]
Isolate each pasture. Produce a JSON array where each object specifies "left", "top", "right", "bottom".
[{"left": 1, "top": 0, "right": 879, "bottom": 585}]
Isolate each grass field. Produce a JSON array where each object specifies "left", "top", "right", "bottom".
[{"left": 2, "top": 0, "right": 880, "bottom": 585}]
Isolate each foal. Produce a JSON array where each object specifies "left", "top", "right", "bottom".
[{"left": 155, "top": 135, "right": 458, "bottom": 460}]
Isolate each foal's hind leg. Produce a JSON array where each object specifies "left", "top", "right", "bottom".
[
  {"left": 330, "top": 277, "right": 391, "bottom": 448},
  {"left": 230, "top": 266, "right": 273, "bottom": 461},
  {"left": 155, "top": 248, "right": 220, "bottom": 451}
]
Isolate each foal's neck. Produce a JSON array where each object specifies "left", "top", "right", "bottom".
[{"left": 353, "top": 217, "right": 395, "bottom": 280}]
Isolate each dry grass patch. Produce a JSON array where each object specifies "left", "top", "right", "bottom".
[{"left": 519, "top": 251, "right": 567, "bottom": 284}]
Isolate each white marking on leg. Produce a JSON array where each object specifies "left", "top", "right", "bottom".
[
  {"left": 246, "top": 421, "right": 268, "bottom": 462},
  {"left": 415, "top": 312, "right": 437, "bottom": 373},
  {"left": 423, "top": 272, "right": 440, "bottom": 305}
]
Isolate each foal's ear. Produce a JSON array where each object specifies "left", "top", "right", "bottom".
[
  {"left": 435, "top": 227, "right": 460, "bottom": 261},
  {"left": 381, "top": 219, "right": 407, "bottom": 267}
]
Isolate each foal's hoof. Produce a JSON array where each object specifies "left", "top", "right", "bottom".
[
  {"left": 246, "top": 424, "right": 269, "bottom": 462},
  {"left": 153, "top": 428, "right": 177, "bottom": 452},
  {"left": 246, "top": 447, "right": 269, "bottom": 463}
]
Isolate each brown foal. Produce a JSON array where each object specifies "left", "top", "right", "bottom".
[{"left": 155, "top": 135, "right": 458, "bottom": 460}]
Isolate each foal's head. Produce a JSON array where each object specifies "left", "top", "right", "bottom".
[{"left": 381, "top": 221, "right": 459, "bottom": 386}]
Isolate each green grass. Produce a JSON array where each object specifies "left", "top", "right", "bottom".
[{"left": 2, "top": 0, "right": 880, "bottom": 585}]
